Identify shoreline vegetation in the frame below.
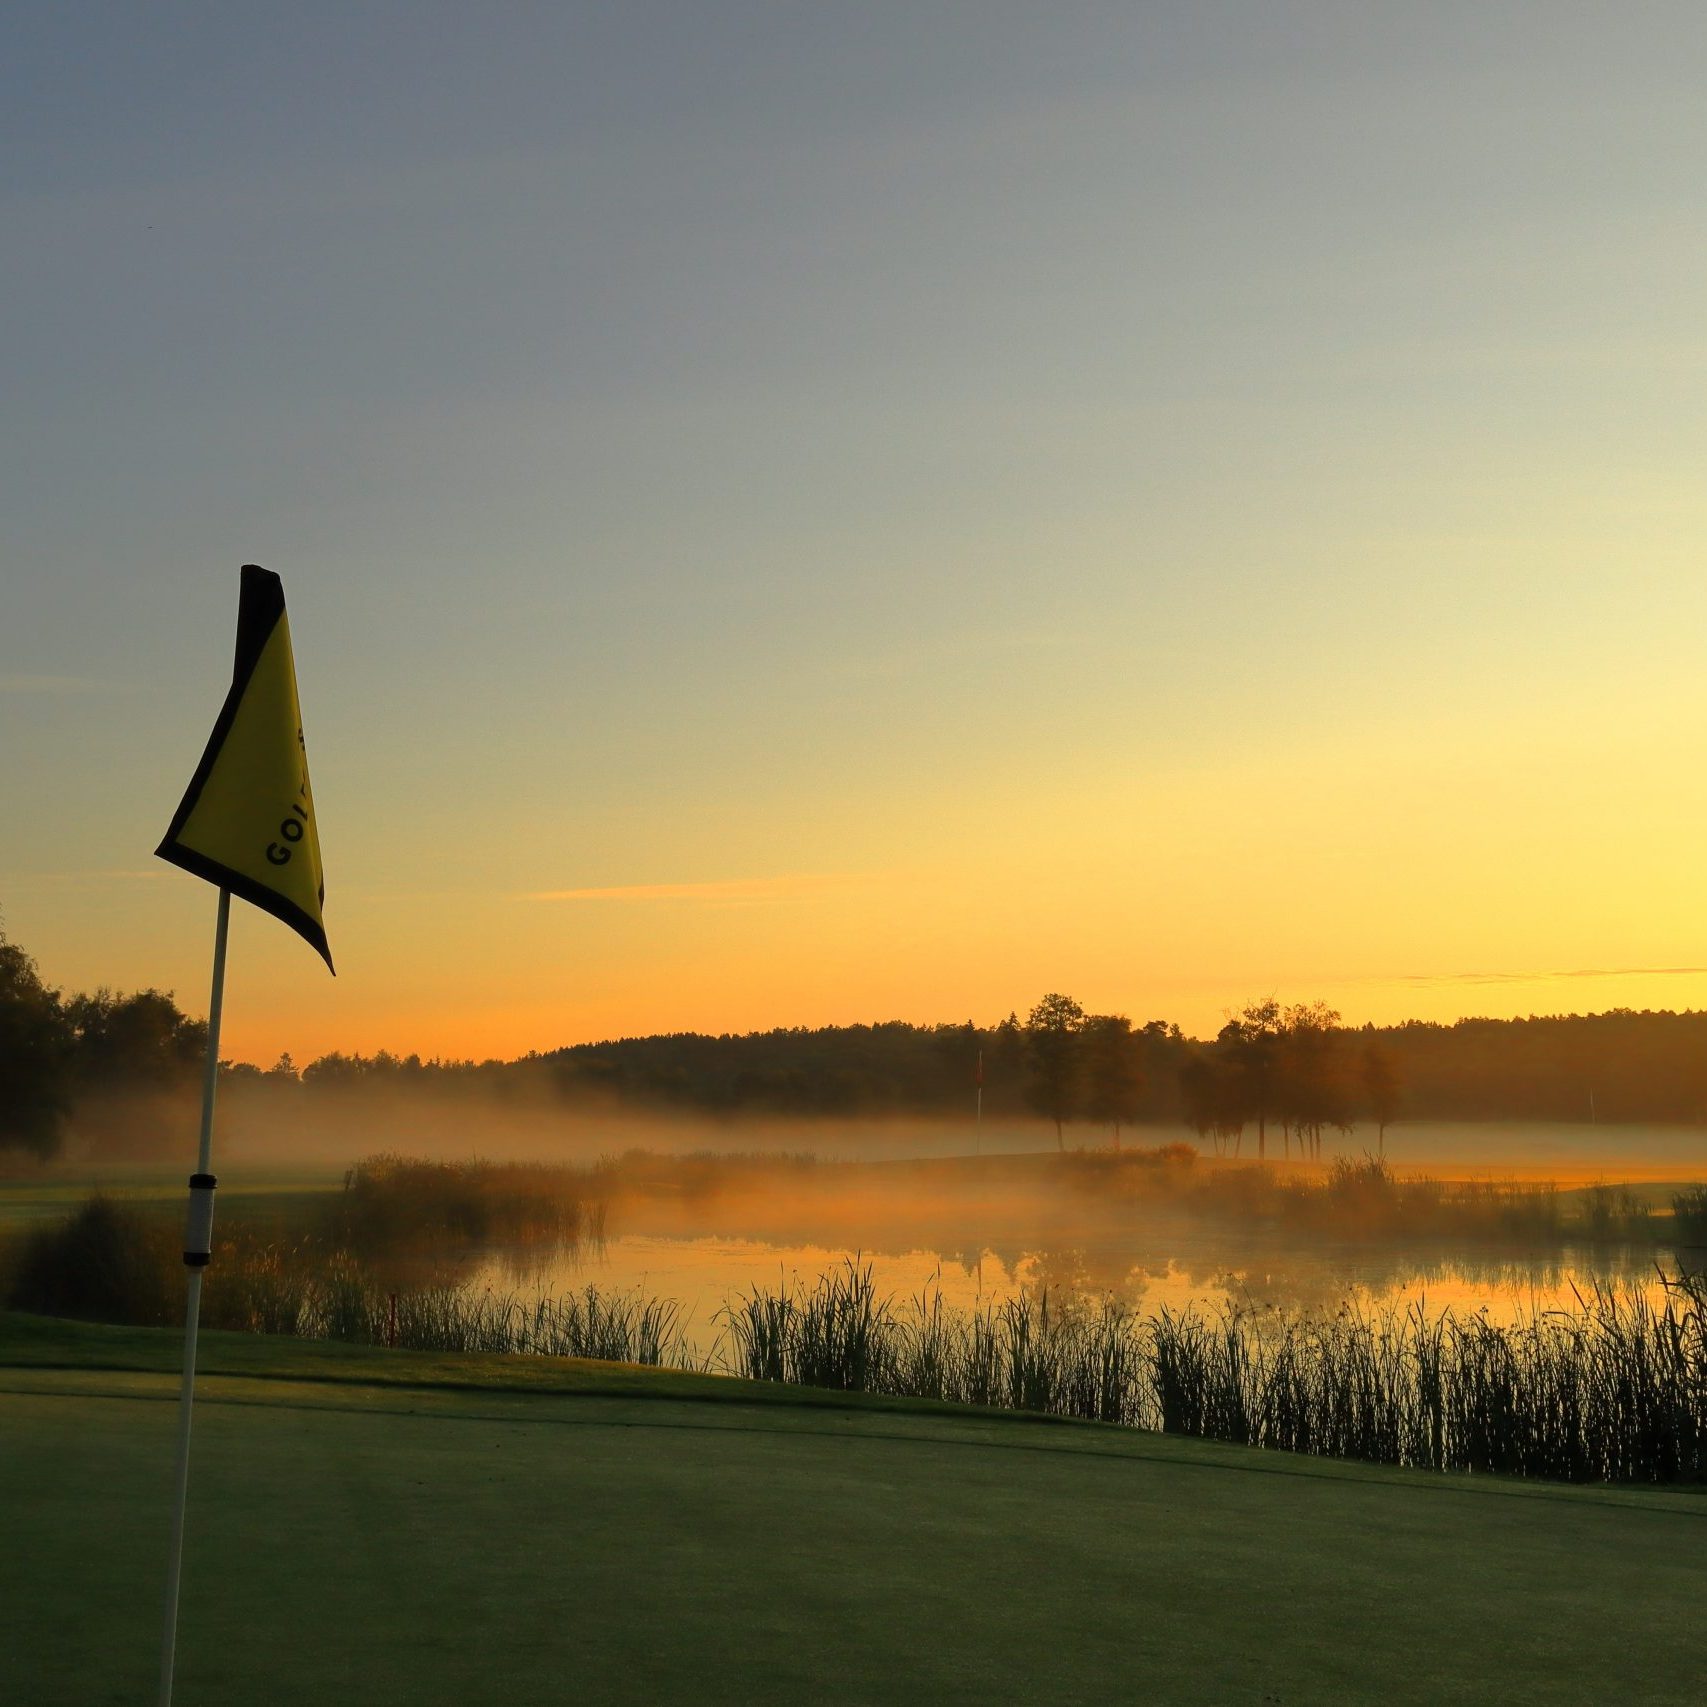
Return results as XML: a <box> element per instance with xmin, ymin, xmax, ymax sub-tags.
<box><xmin>4</xmin><ymin>1152</ymin><xmax>1705</xmax><ymax>1487</ymax></box>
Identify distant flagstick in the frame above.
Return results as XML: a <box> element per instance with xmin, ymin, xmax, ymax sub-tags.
<box><xmin>975</xmin><ymin>1049</ymin><xmax>988</xmax><ymax>1293</ymax></box>
<box><xmin>974</xmin><ymin>1048</ymin><xmax>983</xmax><ymax>1157</ymax></box>
<box><xmin>158</xmin><ymin>887</ymin><xmax>229</xmax><ymax>1707</ymax></box>
<box><xmin>154</xmin><ymin>566</ymin><xmax>332</xmax><ymax>1706</ymax></box>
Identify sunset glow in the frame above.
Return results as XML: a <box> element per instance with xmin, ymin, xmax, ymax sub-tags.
<box><xmin>6</xmin><ymin>10</ymin><xmax>1705</xmax><ymax>1063</ymax></box>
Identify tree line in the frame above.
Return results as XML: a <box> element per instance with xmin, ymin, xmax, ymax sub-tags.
<box><xmin>0</xmin><ymin>929</ymin><xmax>207</xmax><ymax>1157</ymax></box>
<box><xmin>11</xmin><ymin>913</ymin><xmax>1707</xmax><ymax>1161</ymax></box>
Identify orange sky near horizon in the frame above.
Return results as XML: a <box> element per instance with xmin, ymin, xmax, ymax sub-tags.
<box><xmin>13</xmin><ymin>648</ymin><xmax>1707</xmax><ymax>1069</ymax></box>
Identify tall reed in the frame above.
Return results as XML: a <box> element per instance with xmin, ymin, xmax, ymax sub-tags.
<box><xmin>714</xmin><ymin>1260</ymin><xmax>1707</xmax><ymax>1484</ymax></box>
<box><xmin>276</xmin><ymin>1270</ymin><xmax>687</xmax><ymax>1364</ymax></box>
<box><xmin>1673</xmin><ymin>1187</ymin><xmax>1707</xmax><ymax>1249</ymax></box>
<box><xmin>334</xmin><ymin>1153</ymin><xmax>603</xmax><ymax>1254</ymax></box>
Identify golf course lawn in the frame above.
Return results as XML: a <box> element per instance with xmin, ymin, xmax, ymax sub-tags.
<box><xmin>3</xmin><ymin>1314</ymin><xmax>1703</xmax><ymax>1706</ymax></box>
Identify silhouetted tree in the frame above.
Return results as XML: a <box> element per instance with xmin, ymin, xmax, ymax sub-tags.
<box><xmin>63</xmin><ymin>988</ymin><xmax>204</xmax><ymax>1091</ymax></box>
<box><xmin>0</xmin><ymin>929</ymin><xmax>71</xmax><ymax>1157</ymax></box>
<box><xmin>300</xmin><ymin>1050</ymin><xmax>362</xmax><ymax>1088</ymax></box>
<box><xmin>1359</xmin><ymin>1036</ymin><xmax>1401</xmax><ymax>1156</ymax></box>
<box><xmin>1276</xmin><ymin>1001</ymin><xmax>1352</xmax><ymax>1160</ymax></box>
<box><xmin>1082</xmin><ymin>1014</ymin><xmax>1146</xmax><ymax>1146</ymax></box>
<box><xmin>1025</xmin><ymin>993</ymin><xmax>1086</xmax><ymax>1149</ymax></box>
<box><xmin>1217</xmin><ymin>998</ymin><xmax>1285</xmax><ymax>1159</ymax></box>
<box><xmin>1178</xmin><ymin>1049</ymin><xmax>1246</xmax><ymax>1156</ymax></box>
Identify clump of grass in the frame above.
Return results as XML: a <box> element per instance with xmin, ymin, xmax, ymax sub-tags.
<box><xmin>5</xmin><ymin>1196</ymin><xmax>178</xmax><ymax>1326</ymax></box>
<box><xmin>201</xmin><ymin>1231</ymin><xmax>315</xmax><ymax>1336</ymax></box>
<box><xmin>1292</xmin><ymin>1157</ymin><xmax>1564</xmax><ymax>1243</ymax></box>
<box><xmin>1672</xmin><ymin>1187</ymin><xmax>1707</xmax><ymax>1249</ymax></box>
<box><xmin>720</xmin><ymin>1260</ymin><xmax>891</xmax><ymax>1390</ymax></box>
<box><xmin>794</xmin><ymin>1259</ymin><xmax>887</xmax><ymax>1389</ymax></box>
<box><xmin>333</xmin><ymin>1153</ymin><xmax>603</xmax><ymax>1256</ymax></box>
<box><xmin>298</xmin><ymin>1278</ymin><xmax>685</xmax><ymax>1364</ymax></box>
<box><xmin>720</xmin><ymin>1264</ymin><xmax>1143</xmax><ymax>1427</ymax></box>
<box><xmin>1580</xmin><ymin>1185</ymin><xmax>1654</xmax><ymax>1244</ymax></box>
<box><xmin>1062</xmin><ymin>1149</ymin><xmax>1568</xmax><ymax>1245</ymax></box>
<box><xmin>1130</xmin><ymin>1278</ymin><xmax>1706</xmax><ymax>1482</ymax></box>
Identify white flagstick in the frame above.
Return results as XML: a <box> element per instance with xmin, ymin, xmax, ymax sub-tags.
<box><xmin>974</xmin><ymin>1049</ymin><xmax>982</xmax><ymax>1158</ymax></box>
<box><xmin>159</xmin><ymin>887</ymin><xmax>231</xmax><ymax>1707</ymax></box>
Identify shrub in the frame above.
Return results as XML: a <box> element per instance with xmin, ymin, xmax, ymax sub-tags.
<box><xmin>1673</xmin><ymin>1188</ymin><xmax>1707</xmax><ymax>1249</ymax></box>
<box><xmin>7</xmin><ymin>1196</ymin><xmax>177</xmax><ymax>1325</ymax></box>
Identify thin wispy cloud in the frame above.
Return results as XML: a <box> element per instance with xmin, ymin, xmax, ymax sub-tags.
<box><xmin>1394</xmin><ymin>966</ymin><xmax>1707</xmax><ymax>987</ymax></box>
<box><xmin>526</xmin><ymin>873</ymin><xmax>866</xmax><ymax>905</ymax></box>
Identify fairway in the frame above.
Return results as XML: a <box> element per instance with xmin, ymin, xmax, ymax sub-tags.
<box><xmin>3</xmin><ymin>1319</ymin><xmax>1704</xmax><ymax>1706</ymax></box>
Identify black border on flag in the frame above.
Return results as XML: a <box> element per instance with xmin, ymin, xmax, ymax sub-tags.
<box><xmin>155</xmin><ymin>565</ymin><xmax>335</xmax><ymax>973</ymax></box>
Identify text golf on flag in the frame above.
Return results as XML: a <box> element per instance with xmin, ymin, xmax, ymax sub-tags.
<box><xmin>156</xmin><ymin>565</ymin><xmax>333</xmax><ymax>971</ymax></box>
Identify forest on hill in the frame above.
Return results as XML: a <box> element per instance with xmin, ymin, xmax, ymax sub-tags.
<box><xmin>5</xmin><ymin>921</ymin><xmax>1707</xmax><ymax>1161</ymax></box>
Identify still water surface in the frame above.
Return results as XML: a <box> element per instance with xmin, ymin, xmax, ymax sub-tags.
<box><xmin>439</xmin><ymin>1121</ymin><xmax>1705</xmax><ymax>1359</ymax></box>
<box><xmin>468</xmin><ymin>1226</ymin><xmax>1678</xmax><ymax>1361</ymax></box>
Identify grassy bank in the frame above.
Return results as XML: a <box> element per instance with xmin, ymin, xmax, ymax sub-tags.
<box><xmin>3</xmin><ymin>1316</ymin><xmax>1705</xmax><ymax>1707</ymax></box>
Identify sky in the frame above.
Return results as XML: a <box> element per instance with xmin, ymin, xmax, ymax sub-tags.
<box><xmin>5</xmin><ymin>4</ymin><xmax>1707</xmax><ymax>1063</ymax></box>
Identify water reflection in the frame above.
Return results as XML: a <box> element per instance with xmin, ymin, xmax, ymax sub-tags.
<box><xmin>464</xmin><ymin>1225</ymin><xmax>1672</xmax><ymax>1359</ymax></box>
<box><xmin>328</xmin><ymin>1147</ymin><xmax>1693</xmax><ymax>1360</ymax></box>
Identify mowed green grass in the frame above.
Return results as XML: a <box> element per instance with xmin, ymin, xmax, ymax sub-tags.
<box><xmin>4</xmin><ymin>1314</ymin><xmax>1704</xmax><ymax>1707</ymax></box>
<box><xmin>0</xmin><ymin>1169</ymin><xmax>342</xmax><ymax>1230</ymax></box>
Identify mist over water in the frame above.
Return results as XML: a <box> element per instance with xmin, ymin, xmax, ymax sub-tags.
<box><xmin>27</xmin><ymin>1049</ymin><xmax>1705</xmax><ymax>1181</ymax></box>
<box><xmin>1360</xmin><ymin>1121</ymin><xmax>1707</xmax><ymax>1181</ymax></box>
<box><xmin>20</xmin><ymin>1087</ymin><xmax>1702</xmax><ymax>1363</ymax></box>
<box><xmin>51</xmin><ymin>1082</ymin><xmax>1707</xmax><ymax>1174</ymax></box>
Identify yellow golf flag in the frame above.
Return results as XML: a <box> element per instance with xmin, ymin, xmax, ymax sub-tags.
<box><xmin>156</xmin><ymin>565</ymin><xmax>333</xmax><ymax>970</ymax></box>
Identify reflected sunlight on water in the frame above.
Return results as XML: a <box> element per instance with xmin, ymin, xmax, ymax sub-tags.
<box><xmin>465</xmin><ymin>1228</ymin><xmax>1676</xmax><ymax>1360</ymax></box>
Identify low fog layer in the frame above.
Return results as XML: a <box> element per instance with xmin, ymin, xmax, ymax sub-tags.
<box><xmin>39</xmin><ymin>1080</ymin><xmax>1707</xmax><ymax>1184</ymax></box>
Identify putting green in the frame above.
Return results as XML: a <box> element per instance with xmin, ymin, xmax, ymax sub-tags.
<box><xmin>3</xmin><ymin>1315</ymin><xmax>1702</xmax><ymax>1706</ymax></box>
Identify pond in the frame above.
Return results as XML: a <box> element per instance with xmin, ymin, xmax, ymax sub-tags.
<box><xmin>460</xmin><ymin>1161</ymin><xmax>1687</xmax><ymax>1360</ymax></box>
